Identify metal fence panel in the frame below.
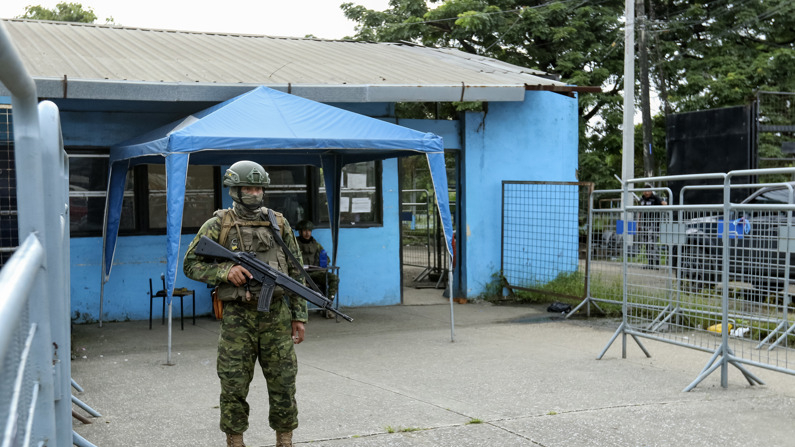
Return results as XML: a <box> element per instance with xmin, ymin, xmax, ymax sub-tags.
<box><xmin>0</xmin><ymin>22</ymin><xmax>76</xmax><ymax>445</ymax></box>
<box><xmin>501</xmin><ymin>181</ymin><xmax>593</xmax><ymax>300</ymax></box>
<box><xmin>0</xmin><ymin>234</ymin><xmax>43</xmax><ymax>447</ymax></box>
<box><xmin>596</xmin><ymin>170</ymin><xmax>795</xmax><ymax>390</ymax></box>
<box><xmin>586</xmin><ymin>190</ymin><xmax>626</xmax><ymax>307</ymax></box>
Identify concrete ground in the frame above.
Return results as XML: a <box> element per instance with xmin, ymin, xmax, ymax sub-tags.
<box><xmin>70</xmin><ymin>292</ymin><xmax>795</xmax><ymax>447</ymax></box>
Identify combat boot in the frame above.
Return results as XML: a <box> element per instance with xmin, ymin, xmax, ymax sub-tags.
<box><xmin>325</xmin><ymin>295</ymin><xmax>336</xmax><ymax>319</ymax></box>
<box><xmin>226</xmin><ymin>433</ymin><xmax>245</xmax><ymax>447</ymax></box>
<box><xmin>276</xmin><ymin>431</ymin><xmax>293</xmax><ymax>447</ymax></box>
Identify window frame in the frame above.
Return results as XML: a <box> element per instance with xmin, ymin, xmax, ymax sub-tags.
<box><xmin>66</xmin><ymin>149</ymin><xmax>384</xmax><ymax>237</ymax></box>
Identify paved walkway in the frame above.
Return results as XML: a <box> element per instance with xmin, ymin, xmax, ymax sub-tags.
<box><xmin>71</xmin><ymin>300</ymin><xmax>795</xmax><ymax>446</ymax></box>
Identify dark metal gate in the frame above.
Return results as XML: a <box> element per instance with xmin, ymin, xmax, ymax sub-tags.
<box><xmin>756</xmin><ymin>91</ymin><xmax>795</xmax><ymax>176</ymax></box>
<box><xmin>401</xmin><ymin>189</ymin><xmax>449</xmax><ymax>288</ymax></box>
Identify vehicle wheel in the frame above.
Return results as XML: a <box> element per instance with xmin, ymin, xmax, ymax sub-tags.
<box><xmin>679</xmin><ymin>242</ymin><xmax>719</xmax><ymax>291</ymax></box>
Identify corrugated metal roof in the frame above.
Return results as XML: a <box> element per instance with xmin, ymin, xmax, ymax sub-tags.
<box><xmin>0</xmin><ymin>19</ymin><xmax>570</xmax><ymax>103</ymax></box>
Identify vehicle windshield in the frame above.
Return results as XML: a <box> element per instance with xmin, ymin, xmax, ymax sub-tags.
<box><xmin>745</xmin><ymin>187</ymin><xmax>794</xmax><ymax>204</ymax></box>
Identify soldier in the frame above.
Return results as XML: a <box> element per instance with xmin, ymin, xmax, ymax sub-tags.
<box><xmin>183</xmin><ymin>160</ymin><xmax>306</xmax><ymax>447</ymax></box>
<box><xmin>295</xmin><ymin>220</ymin><xmax>339</xmax><ymax>318</ymax></box>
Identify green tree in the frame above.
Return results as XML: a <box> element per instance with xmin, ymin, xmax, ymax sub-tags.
<box><xmin>647</xmin><ymin>0</ymin><xmax>795</xmax><ymax>178</ymax></box>
<box><xmin>342</xmin><ymin>0</ymin><xmax>627</xmax><ymax>189</ymax></box>
<box><xmin>344</xmin><ymin>1</ymin><xmax>795</xmax><ymax>189</ymax></box>
<box><xmin>649</xmin><ymin>0</ymin><xmax>795</xmax><ymax>112</ymax></box>
<box><xmin>17</xmin><ymin>2</ymin><xmax>114</xmax><ymax>24</ymax></box>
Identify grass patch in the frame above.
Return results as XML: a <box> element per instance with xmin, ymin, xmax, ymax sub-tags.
<box><xmin>510</xmin><ymin>272</ymin><xmax>585</xmax><ymax>304</ymax></box>
<box><xmin>481</xmin><ymin>266</ymin><xmax>795</xmax><ymax>344</ymax></box>
<box><xmin>467</xmin><ymin>418</ymin><xmax>483</xmax><ymax>424</ymax></box>
<box><xmin>385</xmin><ymin>425</ymin><xmax>426</xmax><ymax>434</ymax></box>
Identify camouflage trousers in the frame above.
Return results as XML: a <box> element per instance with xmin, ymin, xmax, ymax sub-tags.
<box><xmin>308</xmin><ymin>270</ymin><xmax>339</xmax><ymax>297</ymax></box>
<box><xmin>217</xmin><ymin>299</ymin><xmax>298</xmax><ymax>434</ymax></box>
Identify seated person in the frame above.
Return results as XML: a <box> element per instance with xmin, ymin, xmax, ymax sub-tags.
<box><xmin>295</xmin><ymin>220</ymin><xmax>339</xmax><ymax>318</ymax></box>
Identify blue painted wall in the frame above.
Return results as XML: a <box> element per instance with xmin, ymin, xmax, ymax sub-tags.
<box><xmin>460</xmin><ymin>91</ymin><xmax>578</xmax><ymax>297</ymax></box>
<box><xmin>71</xmin><ymin>234</ymin><xmax>211</xmax><ymax>323</ymax></box>
<box><xmin>57</xmin><ymin>93</ymin><xmax>576</xmax><ymax>322</ymax></box>
<box><xmin>71</xmin><ymin>159</ymin><xmax>405</xmax><ymax>323</ymax></box>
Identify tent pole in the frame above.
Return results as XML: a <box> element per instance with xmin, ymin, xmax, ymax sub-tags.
<box><xmin>166</xmin><ymin>303</ymin><xmax>173</xmax><ymax>365</ymax></box>
<box><xmin>99</xmin><ymin>280</ymin><xmax>104</xmax><ymax>328</ymax></box>
<box><xmin>448</xmin><ymin>259</ymin><xmax>455</xmax><ymax>342</ymax></box>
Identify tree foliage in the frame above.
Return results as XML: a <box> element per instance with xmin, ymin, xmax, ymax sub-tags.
<box><xmin>342</xmin><ymin>0</ymin><xmax>627</xmax><ymax>189</ymax></box>
<box><xmin>17</xmin><ymin>2</ymin><xmax>114</xmax><ymax>24</ymax></box>
<box><xmin>648</xmin><ymin>0</ymin><xmax>795</xmax><ymax>177</ymax></box>
<box><xmin>343</xmin><ymin>0</ymin><xmax>795</xmax><ymax>189</ymax></box>
<box><xmin>343</xmin><ymin>0</ymin><xmax>625</xmax><ymax>126</ymax></box>
<box><xmin>649</xmin><ymin>0</ymin><xmax>795</xmax><ymax>112</ymax></box>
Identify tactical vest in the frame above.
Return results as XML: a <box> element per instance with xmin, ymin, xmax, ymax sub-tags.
<box><xmin>215</xmin><ymin>207</ymin><xmax>289</xmax><ymax>303</ymax></box>
<box><xmin>298</xmin><ymin>237</ymin><xmax>321</xmax><ymax>266</ymax></box>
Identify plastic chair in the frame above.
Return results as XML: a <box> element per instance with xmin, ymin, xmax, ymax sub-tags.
<box><xmin>149</xmin><ymin>273</ymin><xmax>195</xmax><ymax>330</ymax></box>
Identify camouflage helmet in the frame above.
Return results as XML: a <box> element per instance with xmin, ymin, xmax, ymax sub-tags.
<box><xmin>296</xmin><ymin>220</ymin><xmax>315</xmax><ymax>231</ymax></box>
<box><xmin>223</xmin><ymin>161</ymin><xmax>270</xmax><ymax>187</ymax></box>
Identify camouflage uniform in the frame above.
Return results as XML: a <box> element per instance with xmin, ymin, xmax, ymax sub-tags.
<box><xmin>184</xmin><ymin>206</ymin><xmax>307</xmax><ymax>435</ymax></box>
<box><xmin>296</xmin><ymin>236</ymin><xmax>339</xmax><ymax>297</ymax></box>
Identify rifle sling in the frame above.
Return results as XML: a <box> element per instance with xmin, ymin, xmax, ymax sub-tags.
<box><xmin>264</xmin><ymin>208</ymin><xmax>323</xmax><ymax>295</ymax></box>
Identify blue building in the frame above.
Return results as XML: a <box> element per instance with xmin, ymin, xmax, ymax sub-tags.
<box><xmin>0</xmin><ymin>19</ymin><xmax>582</xmax><ymax>322</ymax></box>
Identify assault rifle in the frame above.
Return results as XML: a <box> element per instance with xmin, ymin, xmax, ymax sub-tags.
<box><xmin>195</xmin><ymin>236</ymin><xmax>352</xmax><ymax>322</ymax></box>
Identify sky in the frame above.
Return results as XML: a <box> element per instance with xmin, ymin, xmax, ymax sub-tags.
<box><xmin>0</xmin><ymin>0</ymin><xmax>392</xmax><ymax>39</ymax></box>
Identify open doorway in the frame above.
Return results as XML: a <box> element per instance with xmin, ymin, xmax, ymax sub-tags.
<box><xmin>398</xmin><ymin>153</ymin><xmax>457</xmax><ymax>305</ymax></box>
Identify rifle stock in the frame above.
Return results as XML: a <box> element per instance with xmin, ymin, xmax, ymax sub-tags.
<box><xmin>195</xmin><ymin>236</ymin><xmax>353</xmax><ymax>322</ymax></box>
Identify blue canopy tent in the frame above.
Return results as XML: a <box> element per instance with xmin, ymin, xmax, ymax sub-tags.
<box><xmin>101</xmin><ymin>86</ymin><xmax>455</xmax><ymax>358</ymax></box>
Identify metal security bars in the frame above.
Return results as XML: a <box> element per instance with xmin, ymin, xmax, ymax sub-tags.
<box><xmin>756</xmin><ymin>91</ymin><xmax>795</xmax><ymax>173</ymax></box>
<box><xmin>401</xmin><ymin>189</ymin><xmax>451</xmax><ymax>288</ymax></box>
<box><xmin>501</xmin><ymin>181</ymin><xmax>593</xmax><ymax>300</ymax></box>
<box><xmin>401</xmin><ymin>189</ymin><xmax>434</xmax><ymax>275</ymax></box>
<box><xmin>594</xmin><ymin>169</ymin><xmax>795</xmax><ymax>390</ymax></box>
<box><xmin>0</xmin><ymin>104</ymin><xmax>17</xmax><ymax>266</ymax></box>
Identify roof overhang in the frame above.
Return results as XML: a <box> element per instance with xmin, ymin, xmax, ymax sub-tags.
<box><xmin>0</xmin><ymin>77</ymin><xmax>599</xmax><ymax>103</ymax></box>
<box><xmin>1</xmin><ymin>78</ymin><xmax>597</xmax><ymax>103</ymax></box>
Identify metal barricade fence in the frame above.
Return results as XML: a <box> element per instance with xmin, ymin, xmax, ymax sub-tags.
<box><xmin>595</xmin><ymin>169</ymin><xmax>795</xmax><ymax>391</ymax></box>
<box><xmin>0</xmin><ymin>22</ymin><xmax>78</xmax><ymax>446</ymax></box>
<box><xmin>584</xmin><ymin>189</ymin><xmax>628</xmax><ymax>310</ymax></box>
<box><xmin>1</xmin><ymin>235</ymin><xmax>44</xmax><ymax>447</ymax></box>
<box><xmin>500</xmin><ymin>181</ymin><xmax>593</xmax><ymax>301</ymax></box>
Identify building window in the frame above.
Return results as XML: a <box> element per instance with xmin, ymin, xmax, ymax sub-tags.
<box><xmin>263</xmin><ymin>166</ymin><xmax>309</xmax><ymax>226</ymax></box>
<box><xmin>146</xmin><ymin>164</ymin><xmax>218</xmax><ymax>230</ymax></box>
<box><xmin>262</xmin><ymin>162</ymin><xmax>382</xmax><ymax>227</ymax></box>
<box><xmin>66</xmin><ymin>153</ymin><xmax>381</xmax><ymax>237</ymax></box>
<box><xmin>0</xmin><ymin>105</ymin><xmax>17</xmax><ymax>265</ymax></box>
<box><xmin>68</xmin><ymin>154</ymin><xmax>136</xmax><ymax>237</ymax></box>
<box><xmin>67</xmin><ymin>154</ymin><xmax>220</xmax><ymax>236</ymax></box>
<box><xmin>318</xmin><ymin>161</ymin><xmax>382</xmax><ymax>226</ymax></box>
